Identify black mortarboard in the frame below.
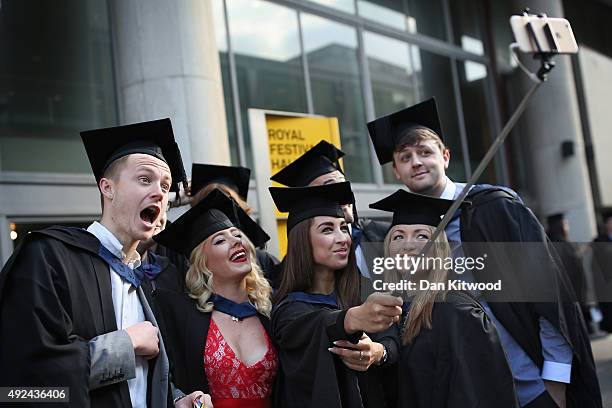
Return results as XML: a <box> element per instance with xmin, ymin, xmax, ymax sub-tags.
<box><xmin>191</xmin><ymin>164</ymin><xmax>251</xmax><ymax>199</ymax></box>
<box><xmin>154</xmin><ymin>188</ymin><xmax>269</xmax><ymax>256</ymax></box>
<box><xmin>80</xmin><ymin>118</ymin><xmax>187</xmax><ymax>191</ymax></box>
<box><xmin>369</xmin><ymin>189</ymin><xmax>455</xmax><ymax>227</ymax></box>
<box><xmin>367</xmin><ymin>98</ymin><xmax>444</xmax><ymax>165</ymax></box>
<box><xmin>270</xmin><ymin>140</ymin><xmax>345</xmax><ymax>187</ymax></box>
<box><xmin>269</xmin><ymin>181</ymin><xmax>355</xmax><ymax>232</ymax></box>
<box><xmin>546</xmin><ymin>213</ymin><xmax>565</xmax><ymax>225</ymax></box>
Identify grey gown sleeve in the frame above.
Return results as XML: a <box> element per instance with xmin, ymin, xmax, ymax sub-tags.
<box><xmin>88</xmin><ymin>329</ymin><xmax>136</xmax><ymax>390</ymax></box>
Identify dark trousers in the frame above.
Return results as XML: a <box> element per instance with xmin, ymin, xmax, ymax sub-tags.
<box><xmin>524</xmin><ymin>391</ymin><xmax>558</xmax><ymax>408</ymax></box>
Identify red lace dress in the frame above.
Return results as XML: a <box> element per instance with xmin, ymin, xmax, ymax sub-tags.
<box><xmin>204</xmin><ymin>318</ymin><xmax>278</xmax><ymax>408</ymax></box>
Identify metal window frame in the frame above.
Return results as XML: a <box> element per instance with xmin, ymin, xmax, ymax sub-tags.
<box><xmin>270</xmin><ymin>0</ymin><xmax>490</xmax><ymax>64</ymax></box>
<box><xmin>215</xmin><ymin>0</ymin><xmax>502</xmax><ymax>187</ymax></box>
<box><xmin>355</xmin><ymin>0</ymin><xmax>384</xmax><ymax>186</ymax></box>
<box><xmin>442</xmin><ymin>0</ymin><xmax>473</xmax><ymax>179</ymax></box>
<box><xmin>480</xmin><ymin>0</ymin><xmax>508</xmax><ymax>185</ymax></box>
<box><xmin>297</xmin><ymin>11</ymin><xmax>315</xmax><ymax>114</ymax></box>
<box><xmin>222</xmin><ymin>0</ymin><xmax>248</xmax><ymax>167</ymax></box>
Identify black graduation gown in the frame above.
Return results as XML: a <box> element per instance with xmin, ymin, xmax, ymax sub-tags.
<box><xmin>154</xmin><ymin>243</ymin><xmax>190</xmax><ymax>289</ymax></box>
<box><xmin>592</xmin><ymin>233</ymin><xmax>612</xmax><ymax>281</ymax></box>
<box><xmin>154</xmin><ymin>219</ymin><xmax>190</xmax><ymax>280</ymax></box>
<box><xmin>460</xmin><ymin>186</ymin><xmax>602</xmax><ymax>407</ymax></box>
<box><xmin>256</xmin><ymin>248</ymin><xmax>281</xmax><ymax>284</ymax></box>
<box><xmin>271</xmin><ymin>295</ymin><xmax>364</xmax><ymax>408</ymax></box>
<box><xmin>144</xmin><ymin>251</ymin><xmax>185</xmax><ymax>295</ymax></box>
<box><xmin>153</xmin><ymin>289</ymin><xmax>275</xmax><ymax>398</ymax></box>
<box><xmin>354</xmin><ymin>216</ymin><xmax>389</xmax><ymax>284</ymax></box>
<box><xmin>400</xmin><ymin>291</ymin><xmax>517</xmax><ymax>408</ymax></box>
<box><xmin>352</xmin><ymin>217</ymin><xmax>399</xmax><ymax>408</ymax></box>
<box><xmin>550</xmin><ymin>239</ymin><xmax>585</xmax><ymax>303</ymax></box>
<box><xmin>354</xmin><ymin>218</ymin><xmax>390</xmax><ymax>246</ymax></box>
<box><xmin>357</xmin><ymin>325</ymin><xmax>401</xmax><ymax>408</ymax></box>
<box><xmin>0</xmin><ymin>227</ymin><xmax>137</xmax><ymax>407</ymax></box>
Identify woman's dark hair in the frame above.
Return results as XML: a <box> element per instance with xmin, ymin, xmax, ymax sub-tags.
<box><xmin>274</xmin><ymin>217</ymin><xmax>360</xmax><ymax>309</ymax></box>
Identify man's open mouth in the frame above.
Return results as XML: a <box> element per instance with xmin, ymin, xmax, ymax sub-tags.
<box><xmin>140</xmin><ymin>205</ymin><xmax>161</xmax><ymax>226</ymax></box>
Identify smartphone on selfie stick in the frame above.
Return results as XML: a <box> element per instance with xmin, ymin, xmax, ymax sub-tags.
<box><xmin>510</xmin><ymin>12</ymin><xmax>578</xmax><ymax>55</ymax></box>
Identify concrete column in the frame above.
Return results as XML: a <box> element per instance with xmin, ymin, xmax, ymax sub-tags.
<box><xmin>109</xmin><ymin>0</ymin><xmax>231</xmax><ymax>175</ymax></box>
<box><xmin>510</xmin><ymin>0</ymin><xmax>596</xmax><ymax>242</ymax></box>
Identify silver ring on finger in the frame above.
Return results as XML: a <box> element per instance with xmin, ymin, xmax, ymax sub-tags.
<box><xmin>359</xmin><ymin>350</ymin><xmax>364</xmax><ymax>361</ymax></box>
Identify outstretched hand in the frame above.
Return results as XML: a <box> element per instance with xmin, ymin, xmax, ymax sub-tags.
<box><xmin>344</xmin><ymin>292</ymin><xmax>402</xmax><ymax>334</ymax></box>
<box><xmin>329</xmin><ymin>333</ymin><xmax>385</xmax><ymax>371</ymax></box>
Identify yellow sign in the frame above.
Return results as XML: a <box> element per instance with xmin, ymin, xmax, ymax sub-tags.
<box><xmin>265</xmin><ymin>115</ymin><xmax>342</xmax><ymax>257</ymax></box>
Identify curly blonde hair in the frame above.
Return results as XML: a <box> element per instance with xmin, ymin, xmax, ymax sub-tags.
<box><xmin>185</xmin><ymin>233</ymin><xmax>272</xmax><ymax>317</ymax></box>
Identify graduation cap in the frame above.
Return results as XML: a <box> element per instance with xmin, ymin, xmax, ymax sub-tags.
<box><xmin>80</xmin><ymin>118</ymin><xmax>187</xmax><ymax>191</ymax></box>
<box><xmin>367</xmin><ymin>98</ymin><xmax>444</xmax><ymax>165</ymax></box>
<box><xmin>191</xmin><ymin>163</ymin><xmax>251</xmax><ymax>200</ymax></box>
<box><xmin>154</xmin><ymin>188</ymin><xmax>269</xmax><ymax>257</ymax></box>
<box><xmin>269</xmin><ymin>181</ymin><xmax>355</xmax><ymax>232</ymax></box>
<box><xmin>270</xmin><ymin>140</ymin><xmax>345</xmax><ymax>187</ymax></box>
<box><xmin>369</xmin><ymin>189</ymin><xmax>456</xmax><ymax>228</ymax></box>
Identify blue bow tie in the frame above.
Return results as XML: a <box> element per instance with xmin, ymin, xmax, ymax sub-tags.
<box><xmin>98</xmin><ymin>245</ymin><xmax>144</xmax><ymax>287</ymax></box>
<box><xmin>141</xmin><ymin>252</ymin><xmax>163</xmax><ymax>281</ymax></box>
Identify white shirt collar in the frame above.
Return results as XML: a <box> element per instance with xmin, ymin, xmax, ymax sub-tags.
<box><xmin>87</xmin><ymin>221</ymin><xmax>141</xmax><ymax>268</ymax></box>
<box><xmin>439</xmin><ymin>176</ymin><xmax>456</xmax><ymax>200</ymax></box>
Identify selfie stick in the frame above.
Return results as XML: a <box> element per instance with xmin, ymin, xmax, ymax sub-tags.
<box><xmin>396</xmin><ymin>10</ymin><xmax>561</xmax><ymax>310</ymax></box>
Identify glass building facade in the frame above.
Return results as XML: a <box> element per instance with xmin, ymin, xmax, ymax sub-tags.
<box><xmin>0</xmin><ymin>0</ymin><xmax>508</xmax><ymax>184</ymax></box>
<box><xmin>0</xmin><ymin>0</ymin><xmax>117</xmax><ymax>174</ymax></box>
<box><xmin>213</xmin><ymin>0</ymin><xmax>502</xmax><ymax>186</ymax></box>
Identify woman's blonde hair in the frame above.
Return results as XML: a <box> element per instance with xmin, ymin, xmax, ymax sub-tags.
<box><xmin>185</xmin><ymin>232</ymin><xmax>272</xmax><ymax>317</ymax></box>
<box><xmin>383</xmin><ymin>225</ymin><xmax>451</xmax><ymax>345</ymax></box>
